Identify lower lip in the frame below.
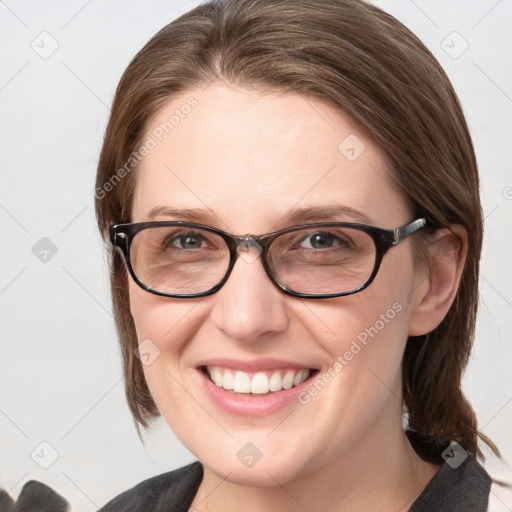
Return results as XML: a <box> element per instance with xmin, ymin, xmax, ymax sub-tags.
<box><xmin>195</xmin><ymin>368</ymin><xmax>317</xmax><ymax>417</ymax></box>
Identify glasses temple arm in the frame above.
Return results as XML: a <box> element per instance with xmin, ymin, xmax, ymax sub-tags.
<box><xmin>393</xmin><ymin>218</ymin><xmax>427</xmax><ymax>245</ymax></box>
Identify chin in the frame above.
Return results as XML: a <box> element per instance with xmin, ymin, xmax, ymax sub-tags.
<box><xmin>205</xmin><ymin>456</ymin><xmax>307</xmax><ymax>488</ymax></box>
<box><xmin>186</xmin><ymin>433</ymin><xmax>314</xmax><ymax>488</ymax></box>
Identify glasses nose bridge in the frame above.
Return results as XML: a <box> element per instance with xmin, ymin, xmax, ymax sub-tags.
<box><xmin>221</xmin><ymin>233</ymin><xmax>280</xmax><ymax>296</ymax></box>
<box><xmin>222</xmin><ymin>232</ymin><xmax>276</xmax><ymax>281</ymax></box>
<box><xmin>230</xmin><ymin>233</ymin><xmax>267</xmax><ymax>261</ymax></box>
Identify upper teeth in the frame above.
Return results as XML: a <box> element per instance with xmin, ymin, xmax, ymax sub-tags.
<box><xmin>207</xmin><ymin>366</ymin><xmax>310</xmax><ymax>394</ymax></box>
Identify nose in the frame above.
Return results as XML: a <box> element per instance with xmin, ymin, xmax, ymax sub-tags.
<box><xmin>210</xmin><ymin>244</ymin><xmax>289</xmax><ymax>343</ymax></box>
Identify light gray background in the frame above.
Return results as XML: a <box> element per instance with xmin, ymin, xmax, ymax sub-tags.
<box><xmin>1</xmin><ymin>0</ymin><xmax>511</xmax><ymax>510</ymax></box>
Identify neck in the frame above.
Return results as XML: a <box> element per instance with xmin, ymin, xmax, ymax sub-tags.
<box><xmin>191</xmin><ymin>399</ymin><xmax>440</xmax><ymax>512</ymax></box>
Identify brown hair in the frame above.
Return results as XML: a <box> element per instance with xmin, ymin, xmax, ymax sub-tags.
<box><xmin>95</xmin><ymin>0</ymin><xmax>498</xmax><ymax>459</ymax></box>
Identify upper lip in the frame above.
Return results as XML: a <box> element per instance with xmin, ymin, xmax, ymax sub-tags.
<box><xmin>196</xmin><ymin>358</ymin><xmax>317</xmax><ymax>372</ymax></box>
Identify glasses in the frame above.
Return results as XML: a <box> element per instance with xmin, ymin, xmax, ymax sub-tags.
<box><xmin>110</xmin><ymin>218</ymin><xmax>427</xmax><ymax>299</ymax></box>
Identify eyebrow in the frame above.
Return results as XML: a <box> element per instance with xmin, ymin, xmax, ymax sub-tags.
<box><xmin>146</xmin><ymin>204</ymin><xmax>374</xmax><ymax>226</ymax></box>
<box><xmin>278</xmin><ymin>205</ymin><xmax>373</xmax><ymax>225</ymax></box>
<box><xmin>147</xmin><ymin>205</ymin><xmax>215</xmax><ymax>222</ymax></box>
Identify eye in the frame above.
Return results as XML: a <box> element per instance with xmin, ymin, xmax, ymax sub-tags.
<box><xmin>166</xmin><ymin>231</ymin><xmax>208</xmax><ymax>250</ymax></box>
<box><xmin>299</xmin><ymin>231</ymin><xmax>351</xmax><ymax>250</ymax></box>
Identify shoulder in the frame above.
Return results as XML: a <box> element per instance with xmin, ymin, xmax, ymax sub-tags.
<box><xmin>98</xmin><ymin>461</ymin><xmax>203</xmax><ymax>512</ymax></box>
<box><xmin>410</xmin><ymin>454</ymin><xmax>491</xmax><ymax>511</ymax></box>
<box><xmin>406</xmin><ymin>430</ymin><xmax>495</xmax><ymax>511</ymax></box>
<box><xmin>0</xmin><ymin>480</ymin><xmax>69</xmax><ymax>512</ymax></box>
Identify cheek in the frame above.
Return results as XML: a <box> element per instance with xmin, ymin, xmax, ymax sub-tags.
<box><xmin>306</xmin><ymin>248</ymin><xmax>416</xmax><ymax>385</ymax></box>
<box><xmin>128</xmin><ymin>283</ymin><xmax>196</xmax><ymax>397</ymax></box>
<box><xmin>307</xmin><ymin>296</ymin><xmax>409</xmax><ymax>390</ymax></box>
<box><xmin>128</xmin><ymin>283</ymin><xmax>206</xmax><ymax>429</ymax></box>
<box><xmin>128</xmin><ymin>281</ymin><xmax>198</xmax><ymax>351</ymax></box>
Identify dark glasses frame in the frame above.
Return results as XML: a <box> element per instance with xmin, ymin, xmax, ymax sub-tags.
<box><xmin>110</xmin><ymin>218</ymin><xmax>427</xmax><ymax>300</ymax></box>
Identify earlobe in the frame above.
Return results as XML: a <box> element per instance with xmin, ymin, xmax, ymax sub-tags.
<box><xmin>407</xmin><ymin>225</ymin><xmax>468</xmax><ymax>337</ymax></box>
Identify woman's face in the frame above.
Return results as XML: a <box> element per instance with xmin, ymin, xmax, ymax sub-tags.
<box><xmin>129</xmin><ymin>85</ymin><xmax>424</xmax><ymax>485</ymax></box>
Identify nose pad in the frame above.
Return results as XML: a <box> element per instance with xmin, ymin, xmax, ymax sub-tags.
<box><xmin>235</xmin><ymin>236</ymin><xmax>263</xmax><ymax>265</ymax></box>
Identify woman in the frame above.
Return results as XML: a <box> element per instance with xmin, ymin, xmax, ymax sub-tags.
<box><xmin>94</xmin><ymin>0</ymin><xmax>504</xmax><ymax>510</ymax></box>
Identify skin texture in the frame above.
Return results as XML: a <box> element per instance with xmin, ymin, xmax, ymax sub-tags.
<box><xmin>128</xmin><ymin>85</ymin><xmax>467</xmax><ymax>511</ymax></box>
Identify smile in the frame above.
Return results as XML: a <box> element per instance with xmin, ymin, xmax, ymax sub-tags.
<box><xmin>195</xmin><ymin>362</ymin><xmax>319</xmax><ymax>417</ymax></box>
<box><xmin>205</xmin><ymin>366</ymin><xmax>311</xmax><ymax>394</ymax></box>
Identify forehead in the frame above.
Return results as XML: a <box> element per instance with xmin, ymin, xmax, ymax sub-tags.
<box><xmin>132</xmin><ymin>85</ymin><xmax>409</xmax><ymax>230</ymax></box>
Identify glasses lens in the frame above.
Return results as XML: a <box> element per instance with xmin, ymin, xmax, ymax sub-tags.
<box><xmin>130</xmin><ymin>226</ymin><xmax>230</xmax><ymax>295</ymax></box>
<box><xmin>267</xmin><ymin>226</ymin><xmax>376</xmax><ymax>295</ymax></box>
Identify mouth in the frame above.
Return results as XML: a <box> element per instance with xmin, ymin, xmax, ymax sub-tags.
<box><xmin>193</xmin><ymin>358</ymin><xmax>320</xmax><ymax>416</ymax></box>
<box><xmin>200</xmin><ymin>365</ymin><xmax>316</xmax><ymax>395</ymax></box>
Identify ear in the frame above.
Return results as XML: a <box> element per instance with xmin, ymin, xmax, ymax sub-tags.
<box><xmin>407</xmin><ymin>225</ymin><xmax>467</xmax><ymax>336</ymax></box>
